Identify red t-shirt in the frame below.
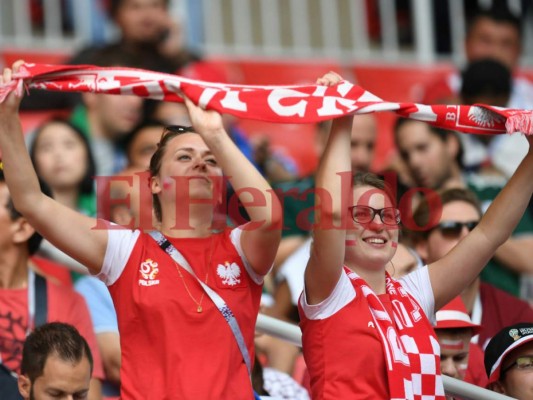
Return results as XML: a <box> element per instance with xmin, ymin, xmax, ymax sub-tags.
<box><xmin>0</xmin><ymin>275</ymin><xmax>104</xmax><ymax>379</ymax></box>
<box><xmin>464</xmin><ymin>343</ymin><xmax>488</xmax><ymax>388</ymax></box>
<box><xmin>103</xmin><ymin>229</ymin><xmax>264</xmax><ymax>399</ymax></box>
<box><xmin>478</xmin><ymin>282</ymin><xmax>533</xmax><ymax>349</ymax></box>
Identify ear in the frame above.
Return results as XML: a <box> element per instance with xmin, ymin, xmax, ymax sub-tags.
<box><xmin>18</xmin><ymin>374</ymin><xmax>31</xmax><ymax>399</ymax></box>
<box><xmin>12</xmin><ymin>217</ymin><xmax>36</xmax><ymax>247</ymax></box>
<box><xmin>151</xmin><ymin>175</ymin><xmax>162</xmax><ymax>195</ymax></box>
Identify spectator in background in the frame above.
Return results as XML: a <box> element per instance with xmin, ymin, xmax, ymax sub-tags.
<box><xmin>484</xmin><ymin>322</ymin><xmax>533</xmax><ymax>399</ymax></box>
<box><xmin>68</xmin><ymin>49</ymin><xmax>145</xmax><ymax>176</ymax></box>
<box><xmin>423</xmin><ymin>5</ymin><xmax>532</xmax><ymax>108</ymax></box>
<box><xmin>434</xmin><ymin>297</ymin><xmax>487</xmax><ymax>389</ymax></box>
<box><xmin>21</xmin><ymin>0</ymin><xmax>198</xmax><ymax>111</ymax></box>
<box><xmin>29</xmin><ymin>118</ymin><xmax>96</xmax><ymax>276</ymax></box>
<box><xmin>395</xmin><ymin>118</ymin><xmax>533</xmax><ymax>298</ymax></box>
<box><xmin>18</xmin><ymin>322</ymin><xmax>93</xmax><ymax>400</ymax></box>
<box><xmin>422</xmin><ymin>5</ymin><xmax>532</xmax><ymax>182</ymax></box>
<box><xmin>0</xmin><ymin>171</ymin><xmax>104</xmax><ymax>399</ymax></box>
<box><xmin>411</xmin><ymin>187</ymin><xmax>533</xmax><ymax>350</ymax></box>
<box><xmin>458</xmin><ymin>58</ymin><xmax>512</xmax><ymax>180</ymax></box>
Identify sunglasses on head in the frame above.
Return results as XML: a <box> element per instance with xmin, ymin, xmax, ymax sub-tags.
<box><xmin>159</xmin><ymin>125</ymin><xmax>195</xmax><ymax>144</ymax></box>
<box><xmin>430</xmin><ymin>221</ymin><xmax>478</xmax><ymax>237</ymax></box>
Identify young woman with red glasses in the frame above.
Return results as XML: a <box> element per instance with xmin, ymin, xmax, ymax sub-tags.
<box><xmin>0</xmin><ymin>61</ymin><xmax>281</xmax><ymax>399</ymax></box>
<box><xmin>299</xmin><ymin>72</ymin><xmax>533</xmax><ymax>400</ymax></box>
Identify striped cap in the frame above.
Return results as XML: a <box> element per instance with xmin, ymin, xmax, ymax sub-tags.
<box><xmin>435</xmin><ymin>296</ymin><xmax>481</xmax><ymax>335</ymax></box>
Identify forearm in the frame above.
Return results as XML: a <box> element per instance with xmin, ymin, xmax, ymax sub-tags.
<box><xmin>0</xmin><ymin>115</ymin><xmax>44</xmax><ymax>213</ymax></box>
<box><xmin>479</xmin><ymin>151</ymin><xmax>533</xmax><ymax>246</ymax></box>
<box><xmin>206</xmin><ymin>130</ymin><xmax>281</xmax><ymax>228</ymax></box>
<box><xmin>493</xmin><ymin>237</ymin><xmax>533</xmax><ymax>274</ymax></box>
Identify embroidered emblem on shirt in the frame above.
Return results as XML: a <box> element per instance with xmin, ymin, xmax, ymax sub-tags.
<box><xmin>139</xmin><ymin>258</ymin><xmax>160</xmax><ymax>286</ymax></box>
<box><xmin>217</xmin><ymin>262</ymin><xmax>241</xmax><ymax>286</ymax></box>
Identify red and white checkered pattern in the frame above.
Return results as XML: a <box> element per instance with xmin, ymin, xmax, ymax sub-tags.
<box><xmin>349</xmin><ymin>269</ymin><xmax>445</xmax><ymax>400</ymax></box>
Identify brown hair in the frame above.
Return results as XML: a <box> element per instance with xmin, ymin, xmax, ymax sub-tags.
<box><xmin>353</xmin><ymin>172</ymin><xmax>397</xmax><ymax>207</ymax></box>
<box><xmin>410</xmin><ymin>187</ymin><xmax>482</xmax><ymax>243</ymax></box>
<box><xmin>149</xmin><ymin>125</ymin><xmax>197</xmax><ymax>222</ymax></box>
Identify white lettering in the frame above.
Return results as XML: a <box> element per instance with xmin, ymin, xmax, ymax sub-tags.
<box><xmin>268</xmin><ymin>89</ymin><xmax>309</xmax><ymax>117</ymax></box>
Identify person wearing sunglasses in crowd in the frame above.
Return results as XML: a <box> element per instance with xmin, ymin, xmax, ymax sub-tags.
<box><xmin>298</xmin><ymin>71</ymin><xmax>533</xmax><ymax>399</ymax></box>
<box><xmin>0</xmin><ymin>61</ymin><xmax>281</xmax><ymax>399</ymax></box>
<box><xmin>485</xmin><ymin>322</ymin><xmax>533</xmax><ymax>399</ymax></box>
<box><xmin>411</xmin><ymin>188</ymin><xmax>533</xmax><ymax>351</ymax></box>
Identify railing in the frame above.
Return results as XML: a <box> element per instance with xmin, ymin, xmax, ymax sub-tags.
<box><xmin>0</xmin><ymin>0</ymin><xmax>532</xmax><ymax>65</ymax></box>
<box><xmin>256</xmin><ymin>314</ymin><xmax>516</xmax><ymax>400</ymax></box>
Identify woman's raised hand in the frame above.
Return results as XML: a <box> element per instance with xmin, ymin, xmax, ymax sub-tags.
<box><xmin>182</xmin><ymin>95</ymin><xmax>226</xmax><ymax>141</ymax></box>
<box><xmin>0</xmin><ymin>60</ymin><xmax>26</xmax><ymax>116</ymax></box>
<box><xmin>316</xmin><ymin>71</ymin><xmax>343</xmax><ymax>87</ymax></box>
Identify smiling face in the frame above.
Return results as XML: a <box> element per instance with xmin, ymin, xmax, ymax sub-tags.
<box><xmin>346</xmin><ymin>185</ymin><xmax>400</xmax><ymax>270</ymax></box>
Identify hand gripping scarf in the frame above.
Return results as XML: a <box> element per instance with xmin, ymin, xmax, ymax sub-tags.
<box><xmin>0</xmin><ymin>63</ymin><xmax>532</xmax><ymax>136</ymax></box>
<box><xmin>346</xmin><ymin>267</ymin><xmax>445</xmax><ymax>400</ymax></box>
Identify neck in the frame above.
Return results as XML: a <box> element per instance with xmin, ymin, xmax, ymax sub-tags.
<box><xmin>160</xmin><ymin>203</ymin><xmax>216</xmax><ymax>238</ymax></box>
<box><xmin>53</xmin><ymin>188</ymin><xmax>79</xmax><ymax>210</ymax></box>
<box><xmin>442</xmin><ymin>171</ymin><xmax>465</xmax><ymax>190</ymax></box>
<box><xmin>0</xmin><ymin>250</ymin><xmax>30</xmax><ymax>289</ymax></box>
<box><xmin>347</xmin><ymin>262</ymin><xmax>387</xmax><ymax>294</ymax></box>
<box><xmin>461</xmin><ymin>278</ymin><xmax>480</xmax><ymax>314</ymax></box>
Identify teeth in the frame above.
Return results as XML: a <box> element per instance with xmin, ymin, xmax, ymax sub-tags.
<box><xmin>365</xmin><ymin>238</ymin><xmax>385</xmax><ymax>244</ymax></box>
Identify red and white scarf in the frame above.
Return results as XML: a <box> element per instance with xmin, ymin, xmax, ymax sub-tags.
<box><xmin>346</xmin><ymin>268</ymin><xmax>445</xmax><ymax>400</ymax></box>
<box><xmin>1</xmin><ymin>63</ymin><xmax>532</xmax><ymax>135</ymax></box>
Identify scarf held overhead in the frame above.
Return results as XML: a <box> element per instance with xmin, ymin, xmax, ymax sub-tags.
<box><xmin>1</xmin><ymin>62</ymin><xmax>532</xmax><ymax>135</ymax></box>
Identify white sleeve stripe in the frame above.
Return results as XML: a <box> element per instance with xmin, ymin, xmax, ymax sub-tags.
<box><xmin>98</xmin><ymin>228</ymin><xmax>141</xmax><ymax>286</ymax></box>
<box><xmin>300</xmin><ymin>271</ymin><xmax>356</xmax><ymax>320</ymax></box>
<box><xmin>229</xmin><ymin>227</ymin><xmax>264</xmax><ymax>285</ymax></box>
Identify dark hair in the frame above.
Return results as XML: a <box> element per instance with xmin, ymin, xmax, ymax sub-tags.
<box><xmin>30</xmin><ymin>118</ymin><xmax>96</xmax><ymax>196</ymax></box>
<box><xmin>460</xmin><ymin>58</ymin><xmax>512</xmax><ymax>105</ymax></box>
<box><xmin>21</xmin><ymin>322</ymin><xmax>93</xmax><ymax>383</ymax></box>
<box><xmin>410</xmin><ymin>187</ymin><xmax>482</xmax><ymax>243</ymax></box>
<box><xmin>124</xmin><ymin>118</ymin><xmax>167</xmax><ymax>166</ymax></box>
<box><xmin>466</xmin><ymin>6</ymin><xmax>522</xmax><ymax>41</ymax></box>
<box><xmin>149</xmin><ymin>125</ymin><xmax>197</xmax><ymax>222</ymax></box>
<box><xmin>394</xmin><ymin>118</ymin><xmax>464</xmax><ymax>170</ymax></box>
<box><xmin>353</xmin><ymin>172</ymin><xmax>397</xmax><ymax>207</ymax></box>
<box><xmin>109</xmin><ymin>0</ymin><xmax>170</xmax><ymax>19</ymax></box>
<box><xmin>0</xmin><ymin>171</ymin><xmax>53</xmax><ymax>255</ymax></box>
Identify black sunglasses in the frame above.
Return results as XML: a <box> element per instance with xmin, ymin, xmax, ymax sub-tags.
<box><xmin>430</xmin><ymin>221</ymin><xmax>478</xmax><ymax>237</ymax></box>
<box><xmin>159</xmin><ymin>125</ymin><xmax>195</xmax><ymax>144</ymax></box>
<box><xmin>348</xmin><ymin>205</ymin><xmax>401</xmax><ymax>226</ymax></box>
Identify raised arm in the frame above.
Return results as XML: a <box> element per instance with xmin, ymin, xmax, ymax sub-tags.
<box><xmin>429</xmin><ymin>135</ymin><xmax>533</xmax><ymax>310</ymax></box>
<box><xmin>304</xmin><ymin>72</ymin><xmax>353</xmax><ymax>305</ymax></box>
<box><xmin>0</xmin><ymin>62</ymin><xmax>107</xmax><ymax>274</ymax></box>
<box><xmin>183</xmin><ymin>96</ymin><xmax>281</xmax><ymax>276</ymax></box>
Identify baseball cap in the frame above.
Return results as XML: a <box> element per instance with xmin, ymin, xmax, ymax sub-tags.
<box><xmin>435</xmin><ymin>296</ymin><xmax>481</xmax><ymax>335</ymax></box>
<box><xmin>484</xmin><ymin>323</ymin><xmax>533</xmax><ymax>383</ymax></box>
